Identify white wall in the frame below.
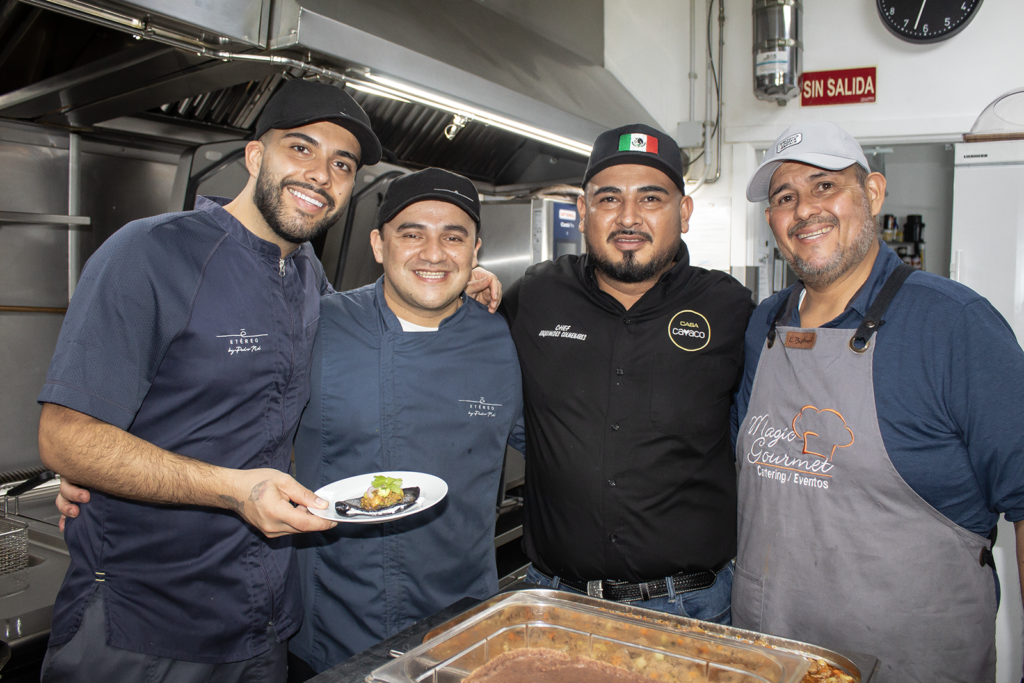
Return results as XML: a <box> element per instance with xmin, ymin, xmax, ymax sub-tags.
<box><xmin>725</xmin><ymin>0</ymin><xmax>1024</xmax><ymax>145</ymax></box>
<box><xmin>603</xmin><ymin>0</ymin><xmax>691</xmax><ymax>136</ymax></box>
<box><xmin>605</xmin><ymin>0</ymin><xmax>1024</xmax><ymax>271</ymax></box>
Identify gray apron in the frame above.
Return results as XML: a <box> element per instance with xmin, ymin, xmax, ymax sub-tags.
<box><xmin>734</xmin><ymin>265</ymin><xmax>997</xmax><ymax>683</ymax></box>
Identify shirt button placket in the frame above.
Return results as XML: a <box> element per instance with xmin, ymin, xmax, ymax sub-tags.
<box><xmin>604</xmin><ymin>315</ymin><xmax>632</xmax><ymax>566</ymax></box>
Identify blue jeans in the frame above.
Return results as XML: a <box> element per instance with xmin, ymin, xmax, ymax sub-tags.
<box><xmin>524</xmin><ymin>562</ymin><xmax>734</xmax><ymax>625</ymax></box>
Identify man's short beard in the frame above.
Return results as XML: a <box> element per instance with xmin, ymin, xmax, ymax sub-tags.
<box><xmin>253</xmin><ymin>166</ymin><xmax>343</xmax><ymax>245</ymax></box>
<box><xmin>786</xmin><ymin>193</ymin><xmax>877</xmax><ymax>290</ymax></box>
<box><xmin>586</xmin><ymin>229</ymin><xmax>680</xmax><ymax>284</ymax></box>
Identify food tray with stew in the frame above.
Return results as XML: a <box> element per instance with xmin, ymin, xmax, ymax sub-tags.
<box><xmin>369</xmin><ymin>590</ymin><xmax>876</xmax><ymax>683</ymax></box>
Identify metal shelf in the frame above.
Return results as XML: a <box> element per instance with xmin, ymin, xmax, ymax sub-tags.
<box><xmin>0</xmin><ymin>306</ymin><xmax>67</xmax><ymax>314</ymax></box>
<box><xmin>0</xmin><ymin>212</ymin><xmax>90</xmax><ymax>226</ymax></box>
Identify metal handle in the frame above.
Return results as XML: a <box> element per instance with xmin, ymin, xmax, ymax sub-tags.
<box><xmin>950</xmin><ymin>249</ymin><xmax>963</xmax><ymax>282</ymax></box>
<box><xmin>6</xmin><ymin>470</ymin><xmax>56</xmax><ymax>498</ymax></box>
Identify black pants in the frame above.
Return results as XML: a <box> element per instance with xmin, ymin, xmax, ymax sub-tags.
<box><xmin>286</xmin><ymin>652</ymin><xmax>318</xmax><ymax>683</ymax></box>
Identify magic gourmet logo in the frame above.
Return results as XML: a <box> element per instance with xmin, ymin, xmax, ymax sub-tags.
<box><xmin>667</xmin><ymin>310</ymin><xmax>710</xmax><ymax>351</ymax></box>
<box><xmin>743</xmin><ymin>405</ymin><xmax>855</xmax><ymax>491</ymax></box>
<box><xmin>792</xmin><ymin>405</ymin><xmax>854</xmax><ymax>460</ymax></box>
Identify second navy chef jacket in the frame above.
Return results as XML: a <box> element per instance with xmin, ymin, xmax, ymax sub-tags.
<box><xmin>290</xmin><ymin>280</ymin><xmax>525</xmax><ymax>672</ymax></box>
<box><xmin>38</xmin><ymin>196</ymin><xmax>327</xmax><ymax>663</ymax></box>
<box><xmin>500</xmin><ymin>242</ymin><xmax>755</xmax><ymax>583</ymax></box>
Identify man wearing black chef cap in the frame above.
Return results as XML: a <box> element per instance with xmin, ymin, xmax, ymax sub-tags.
<box><xmin>732</xmin><ymin>120</ymin><xmax>1024</xmax><ymax>683</ymax></box>
<box><xmin>500</xmin><ymin>124</ymin><xmax>754</xmax><ymax>622</ymax></box>
<box><xmin>39</xmin><ymin>80</ymin><xmax>499</xmax><ymax>682</ymax></box>
<box><xmin>287</xmin><ymin>168</ymin><xmax>525</xmax><ymax>677</ymax></box>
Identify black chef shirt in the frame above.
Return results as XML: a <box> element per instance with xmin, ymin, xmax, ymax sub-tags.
<box><xmin>501</xmin><ymin>242</ymin><xmax>754</xmax><ymax>583</ymax></box>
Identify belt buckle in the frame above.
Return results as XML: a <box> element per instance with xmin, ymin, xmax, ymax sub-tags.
<box><xmin>586</xmin><ymin>580</ymin><xmax>604</xmax><ymax>599</ymax></box>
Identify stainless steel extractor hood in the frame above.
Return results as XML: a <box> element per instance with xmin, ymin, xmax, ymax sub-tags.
<box><xmin>0</xmin><ymin>0</ymin><xmax>661</xmax><ymax>184</ymax></box>
<box><xmin>266</xmin><ymin>0</ymin><xmax>660</xmax><ymax>148</ymax></box>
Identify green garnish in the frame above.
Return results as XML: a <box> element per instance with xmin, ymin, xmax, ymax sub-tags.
<box><xmin>371</xmin><ymin>475</ymin><xmax>403</xmax><ymax>494</ymax></box>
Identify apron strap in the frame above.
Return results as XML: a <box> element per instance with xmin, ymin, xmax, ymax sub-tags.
<box><xmin>849</xmin><ymin>264</ymin><xmax>915</xmax><ymax>353</ymax></box>
<box><xmin>766</xmin><ymin>265</ymin><xmax>915</xmax><ymax>350</ymax></box>
<box><xmin>766</xmin><ymin>284</ymin><xmax>804</xmax><ymax>348</ymax></box>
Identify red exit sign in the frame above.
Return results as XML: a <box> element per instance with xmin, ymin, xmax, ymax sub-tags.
<box><xmin>800</xmin><ymin>67</ymin><xmax>876</xmax><ymax>107</ymax></box>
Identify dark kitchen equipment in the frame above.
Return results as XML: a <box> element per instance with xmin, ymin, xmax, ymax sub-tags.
<box><xmin>904</xmin><ymin>214</ymin><xmax>926</xmax><ymax>243</ymax></box>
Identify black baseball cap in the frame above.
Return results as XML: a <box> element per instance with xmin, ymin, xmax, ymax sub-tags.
<box><xmin>376</xmin><ymin>168</ymin><xmax>481</xmax><ymax>233</ymax></box>
<box><xmin>582</xmin><ymin>123</ymin><xmax>686</xmax><ymax>194</ymax></box>
<box><xmin>254</xmin><ymin>79</ymin><xmax>382</xmax><ymax>167</ymax></box>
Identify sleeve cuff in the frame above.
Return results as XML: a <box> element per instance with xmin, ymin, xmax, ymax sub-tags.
<box><xmin>38</xmin><ymin>382</ymin><xmax>136</xmax><ymax>431</ymax></box>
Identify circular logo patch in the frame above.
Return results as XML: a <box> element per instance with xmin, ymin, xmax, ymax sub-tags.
<box><xmin>668</xmin><ymin>310</ymin><xmax>710</xmax><ymax>351</ymax></box>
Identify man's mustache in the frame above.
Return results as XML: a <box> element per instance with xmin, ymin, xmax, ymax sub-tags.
<box><xmin>607</xmin><ymin>229</ymin><xmax>653</xmax><ymax>243</ymax></box>
<box><xmin>282</xmin><ymin>181</ymin><xmax>335</xmax><ymax>211</ymax></box>
<box><xmin>788</xmin><ymin>215</ymin><xmax>838</xmax><ymax>239</ymax></box>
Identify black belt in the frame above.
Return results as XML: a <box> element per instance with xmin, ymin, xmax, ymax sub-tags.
<box><xmin>532</xmin><ymin>560</ymin><xmax>730</xmax><ymax>604</ymax></box>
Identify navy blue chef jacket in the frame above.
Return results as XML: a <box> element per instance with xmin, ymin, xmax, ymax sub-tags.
<box><xmin>289</xmin><ymin>280</ymin><xmax>525</xmax><ymax>672</ymax></box>
<box><xmin>38</xmin><ymin>197</ymin><xmax>327</xmax><ymax>663</ymax></box>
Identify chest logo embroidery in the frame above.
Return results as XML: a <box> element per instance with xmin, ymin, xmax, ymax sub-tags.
<box><xmin>667</xmin><ymin>310</ymin><xmax>710</xmax><ymax>351</ymax></box>
<box><xmin>537</xmin><ymin>324</ymin><xmax>587</xmax><ymax>341</ymax></box>
<box><xmin>459</xmin><ymin>397</ymin><xmax>502</xmax><ymax>418</ymax></box>
<box><xmin>216</xmin><ymin>329</ymin><xmax>268</xmax><ymax>356</ymax></box>
<box><xmin>792</xmin><ymin>406</ymin><xmax>854</xmax><ymax>460</ymax></box>
<box><xmin>743</xmin><ymin>406</ymin><xmax>855</xmax><ymax>492</ymax></box>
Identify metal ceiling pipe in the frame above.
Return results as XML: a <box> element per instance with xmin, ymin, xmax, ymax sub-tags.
<box><xmin>689</xmin><ymin>0</ymin><xmax>697</xmax><ymax>123</ymax></box>
<box><xmin>688</xmin><ymin>0</ymin><xmax>725</xmax><ymax>193</ymax></box>
<box><xmin>707</xmin><ymin>0</ymin><xmax>725</xmax><ymax>185</ymax></box>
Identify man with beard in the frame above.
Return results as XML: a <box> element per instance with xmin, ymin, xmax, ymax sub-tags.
<box><xmin>732</xmin><ymin>121</ymin><xmax>1024</xmax><ymax>683</ymax></box>
<box><xmin>500</xmin><ymin>124</ymin><xmax>754</xmax><ymax>621</ymax></box>
<box><xmin>35</xmin><ymin>79</ymin><xmax>379</xmax><ymax>682</ymax></box>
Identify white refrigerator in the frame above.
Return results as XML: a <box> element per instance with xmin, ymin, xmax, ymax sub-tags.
<box><xmin>951</xmin><ymin>138</ymin><xmax>1024</xmax><ymax>683</ymax></box>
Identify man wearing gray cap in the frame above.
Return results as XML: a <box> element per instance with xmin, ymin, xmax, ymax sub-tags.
<box><xmin>502</xmin><ymin>124</ymin><xmax>754</xmax><ymax>621</ymax></box>
<box><xmin>287</xmin><ymin>168</ymin><xmax>525</xmax><ymax>676</ymax></box>
<box><xmin>732</xmin><ymin>121</ymin><xmax>1024</xmax><ymax>682</ymax></box>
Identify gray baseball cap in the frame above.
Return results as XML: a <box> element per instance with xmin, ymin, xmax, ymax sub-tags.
<box><xmin>746</xmin><ymin>122</ymin><xmax>870</xmax><ymax>202</ymax></box>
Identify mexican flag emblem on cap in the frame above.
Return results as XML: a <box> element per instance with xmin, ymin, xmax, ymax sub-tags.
<box><xmin>619</xmin><ymin>133</ymin><xmax>658</xmax><ymax>154</ymax></box>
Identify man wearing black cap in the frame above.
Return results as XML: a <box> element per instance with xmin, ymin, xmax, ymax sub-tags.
<box><xmin>287</xmin><ymin>168</ymin><xmax>525</xmax><ymax>675</ymax></box>
<box><xmin>501</xmin><ymin>124</ymin><xmax>754</xmax><ymax>621</ymax></box>
<box><xmin>35</xmin><ymin>79</ymin><xmax>383</xmax><ymax>682</ymax></box>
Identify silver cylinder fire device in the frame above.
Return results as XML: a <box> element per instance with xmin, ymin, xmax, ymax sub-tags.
<box><xmin>752</xmin><ymin>0</ymin><xmax>802</xmax><ymax>105</ymax></box>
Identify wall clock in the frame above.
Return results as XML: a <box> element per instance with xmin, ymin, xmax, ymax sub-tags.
<box><xmin>876</xmin><ymin>0</ymin><xmax>984</xmax><ymax>43</ymax></box>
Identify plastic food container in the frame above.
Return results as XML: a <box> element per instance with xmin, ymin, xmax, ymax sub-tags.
<box><xmin>370</xmin><ymin>590</ymin><xmax>875</xmax><ymax>683</ymax></box>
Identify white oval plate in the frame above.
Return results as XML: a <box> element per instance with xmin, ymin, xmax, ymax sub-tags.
<box><xmin>308</xmin><ymin>471</ymin><xmax>448</xmax><ymax>524</ymax></box>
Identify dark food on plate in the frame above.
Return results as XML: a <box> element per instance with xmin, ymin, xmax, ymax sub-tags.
<box><xmin>462</xmin><ymin>648</ymin><xmax>653</xmax><ymax>683</ymax></box>
<box><xmin>335</xmin><ymin>475</ymin><xmax>420</xmax><ymax>517</ymax></box>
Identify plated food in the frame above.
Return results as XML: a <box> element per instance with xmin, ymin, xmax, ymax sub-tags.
<box><xmin>335</xmin><ymin>475</ymin><xmax>421</xmax><ymax>517</ymax></box>
<box><xmin>311</xmin><ymin>471</ymin><xmax>448</xmax><ymax>524</ymax></box>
